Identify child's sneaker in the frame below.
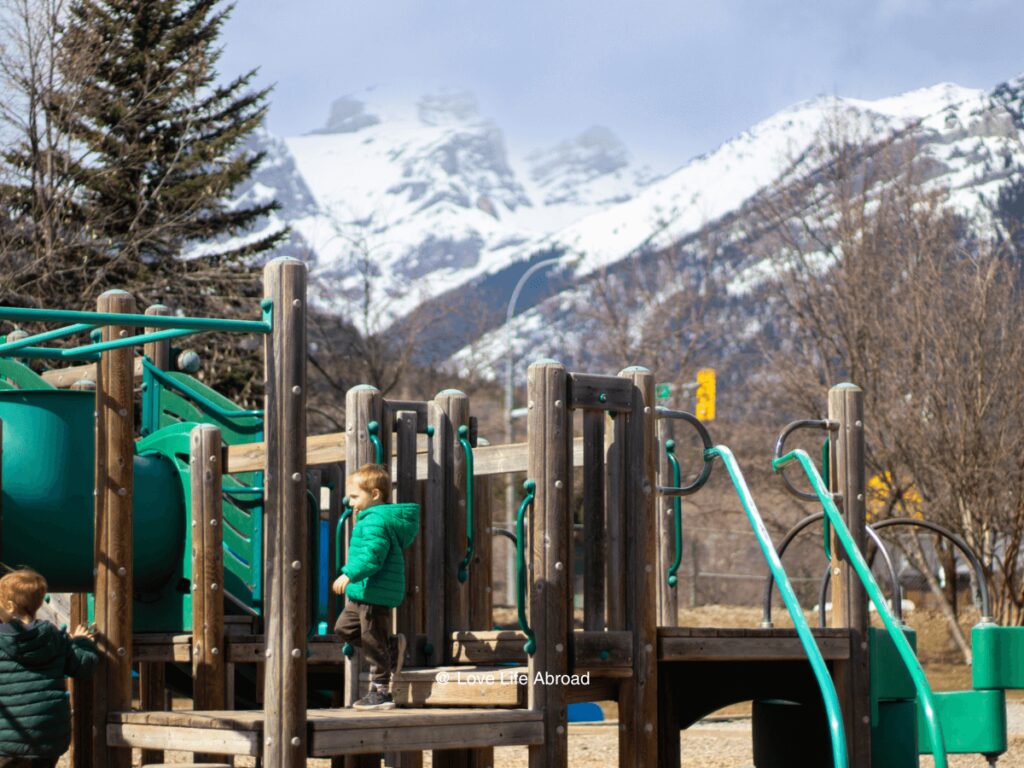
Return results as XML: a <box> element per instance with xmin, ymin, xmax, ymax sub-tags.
<box><xmin>353</xmin><ymin>686</ymin><xmax>396</xmax><ymax>711</ymax></box>
<box><xmin>393</xmin><ymin>633</ymin><xmax>407</xmax><ymax>675</ymax></box>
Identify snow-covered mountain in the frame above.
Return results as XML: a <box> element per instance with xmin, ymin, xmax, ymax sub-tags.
<box><xmin>239</xmin><ymin>77</ymin><xmax>1024</xmax><ymax>376</ymax></box>
<box><xmin>257</xmin><ymin>87</ymin><xmax>656</xmax><ymax>318</ymax></box>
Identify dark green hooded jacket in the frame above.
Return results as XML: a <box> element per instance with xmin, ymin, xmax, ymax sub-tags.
<box><xmin>0</xmin><ymin>619</ymin><xmax>98</xmax><ymax>758</ymax></box>
<box><xmin>342</xmin><ymin>502</ymin><xmax>420</xmax><ymax>608</ymax></box>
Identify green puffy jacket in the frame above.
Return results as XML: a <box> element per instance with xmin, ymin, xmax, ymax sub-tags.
<box><xmin>342</xmin><ymin>502</ymin><xmax>420</xmax><ymax>608</ymax></box>
<box><xmin>0</xmin><ymin>619</ymin><xmax>98</xmax><ymax>758</ymax></box>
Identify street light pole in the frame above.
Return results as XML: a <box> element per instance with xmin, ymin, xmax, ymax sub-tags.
<box><xmin>503</xmin><ymin>253</ymin><xmax>578</xmax><ymax>605</ymax></box>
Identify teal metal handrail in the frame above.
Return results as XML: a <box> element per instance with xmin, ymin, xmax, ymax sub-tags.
<box><xmin>0</xmin><ymin>323</ymin><xmax>96</xmax><ymax>355</ymax></box>
<box><xmin>335</xmin><ymin>496</ymin><xmax>355</xmax><ymax>658</ymax></box>
<box><xmin>367</xmin><ymin>421</ymin><xmax>384</xmax><ymax>464</ymax></box>
<box><xmin>706</xmin><ymin>445</ymin><xmax>848</xmax><ymax>768</ymax></box>
<box><xmin>664</xmin><ymin>439</ymin><xmax>683</xmax><ymax>588</ymax></box>
<box><xmin>0</xmin><ymin>305</ymin><xmax>271</xmax><ymax>334</ymax></box>
<box><xmin>457</xmin><ymin>424</ymin><xmax>475</xmax><ymax>583</ymax></box>
<box><xmin>773</xmin><ymin>448</ymin><xmax>947</xmax><ymax>768</ymax></box>
<box><xmin>143</xmin><ymin>358</ymin><xmax>263</xmax><ymax>420</ymax></box>
<box><xmin>516</xmin><ymin>480</ymin><xmax>537</xmax><ymax>655</ymax></box>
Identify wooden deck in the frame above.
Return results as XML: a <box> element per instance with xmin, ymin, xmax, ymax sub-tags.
<box><xmin>108</xmin><ymin>707</ymin><xmax>544</xmax><ymax>757</ymax></box>
<box><xmin>658</xmin><ymin>626</ymin><xmax>853</xmax><ymax>662</ymax></box>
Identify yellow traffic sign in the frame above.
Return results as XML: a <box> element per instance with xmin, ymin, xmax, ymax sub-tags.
<box><xmin>695</xmin><ymin>368</ymin><xmax>716</xmax><ymax>421</ymax></box>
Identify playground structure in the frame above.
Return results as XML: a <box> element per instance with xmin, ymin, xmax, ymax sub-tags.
<box><xmin>1</xmin><ymin>256</ymin><xmax>1023</xmax><ymax>767</ymax></box>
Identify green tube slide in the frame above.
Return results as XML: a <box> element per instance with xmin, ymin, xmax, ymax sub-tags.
<box><xmin>0</xmin><ymin>390</ymin><xmax>183</xmax><ymax>592</ymax></box>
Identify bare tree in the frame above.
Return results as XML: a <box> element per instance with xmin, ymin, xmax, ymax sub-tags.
<box><xmin>752</xmin><ymin>115</ymin><xmax>1024</xmax><ymax>631</ymax></box>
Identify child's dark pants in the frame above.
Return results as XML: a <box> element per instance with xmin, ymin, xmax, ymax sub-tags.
<box><xmin>334</xmin><ymin>597</ymin><xmax>395</xmax><ymax>688</ymax></box>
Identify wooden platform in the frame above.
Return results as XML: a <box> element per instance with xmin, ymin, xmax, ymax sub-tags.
<box><xmin>658</xmin><ymin>626</ymin><xmax>853</xmax><ymax>662</ymax></box>
<box><xmin>108</xmin><ymin>707</ymin><xmax>544</xmax><ymax>757</ymax></box>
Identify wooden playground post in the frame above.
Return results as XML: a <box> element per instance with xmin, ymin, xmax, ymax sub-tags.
<box><xmin>394</xmin><ymin>410</ymin><xmax>421</xmax><ymax>656</ymax></box>
<box><xmin>92</xmin><ymin>289</ymin><xmax>136</xmax><ymax>768</ymax></box>
<box><xmin>190</xmin><ymin>425</ymin><xmax>226</xmax><ymax>716</ymax></box>
<box><xmin>526</xmin><ymin>361</ymin><xmax>571</xmax><ymax>768</ymax></box>
<box><xmin>656</xmin><ymin>416</ymin><xmax>679</xmax><ymax>627</ymax></box>
<box><xmin>828</xmin><ymin>383</ymin><xmax>871</xmax><ymax>765</ymax></box>
<box><xmin>582</xmin><ymin>410</ymin><xmax>606</xmax><ymax>631</ymax></box>
<box><xmin>262</xmin><ymin>257</ymin><xmax>308</xmax><ymax>768</ymax></box>
<box><xmin>144</xmin><ymin>303</ymin><xmax>173</xmax><ymax>369</ymax></box>
<box><xmin>342</xmin><ymin>384</ymin><xmax>386</xmax><ymax>768</ymax></box>
<box><xmin>69</xmin><ymin>592</ymin><xmax>90</xmax><ymax>768</ymax></box>
<box><xmin>604</xmin><ymin>411</ymin><xmax>627</xmax><ymax>630</ymax></box>
<box><xmin>468</xmin><ymin>419</ymin><xmax>492</xmax><ymax>631</ymax></box>
<box><xmin>140</xmin><ymin>303</ymin><xmax>173</xmax><ymax>766</ymax></box>
<box><xmin>618</xmin><ymin>366</ymin><xmax>658</xmax><ymax>768</ymax></box>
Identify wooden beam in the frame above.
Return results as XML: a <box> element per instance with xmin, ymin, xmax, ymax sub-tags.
<box><xmin>69</xmin><ymin>592</ymin><xmax>91</xmax><ymax>768</ymax></box>
<box><xmin>262</xmin><ymin>258</ymin><xmax>308</xmax><ymax>768</ymax></box>
<box><xmin>656</xmin><ymin>416</ymin><xmax>679</xmax><ymax>627</ymax></box>
<box><xmin>144</xmin><ymin>304</ymin><xmax>172</xmax><ymax>370</ymax></box>
<box><xmin>226</xmin><ymin>431</ymin><xmax>346</xmax><ymax>474</ymax></box>
<box><xmin>92</xmin><ymin>289</ymin><xmax>136</xmax><ymax>768</ymax></box>
<box><xmin>42</xmin><ymin>356</ymin><xmax>144</xmax><ymax>388</ymax></box>
<box><xmin>568</xmin><ymin>373</ymin><xmax>634</xmax><ymax>412</ymax></box>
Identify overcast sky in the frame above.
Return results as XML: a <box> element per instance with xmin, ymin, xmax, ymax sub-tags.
<box><xmin>221</xmin><ymin>1</ymin><xmax>1024</xmax><ymax>173</ymax></box>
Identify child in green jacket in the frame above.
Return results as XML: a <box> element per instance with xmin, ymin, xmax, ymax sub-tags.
<box><xmin>0</xmin><ymin>568</ymin><xmax>97</xmax><ymax>767</ymax></box>
<box><xmin>333</xmin><ymin>464</ymin><xmax>420</xmax><ymax>710</ymax></box>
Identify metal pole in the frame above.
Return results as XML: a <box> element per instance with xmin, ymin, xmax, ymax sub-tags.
<box><xmin>503</xmin><ymin>254</ymin><xmax>578</xmax><ymax>605</ymax></box>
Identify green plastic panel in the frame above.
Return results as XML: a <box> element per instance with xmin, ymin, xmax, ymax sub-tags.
<box><xmin>870</xmin><ymin>626</ymin><xmax>919</xmax><ymax>706</ymax></box>
<box><xmin>872</xmin><ymin>700</ymin><xmax>919</xmax><ymax>768</ymax></box>
<box><xmin>0</xmin><ymin>390</ymin><xmax>182</xmax><ymax>593</ymax></box>
<box><xmin>917</xmin><ymin>689</ymin><xmax>1006</xmax><ymax>756</ymax></box>
<box><xmin>972</xmin><ymin>624</ymin><xmax>1024</xmax><ymax>690</ymax></box>
<box><xmin>140</xmin><ymin>364</ymin><xmax>264</xmax><ymax>614</ymax></box>
<box><xmin>0</xmin><ymin>358</ymin><xmax>54</xmax><ymax>390</ymax></box>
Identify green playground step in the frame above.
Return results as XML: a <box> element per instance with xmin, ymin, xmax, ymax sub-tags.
<box><xmin>972</xmin><ymin>624</ymin><xmax>1024</xmax><ymax>691</ymax></box>
<box><xmin>917</xmin><ymin>689</ymin><xmax>1006</xmax><ymax>757</ymax></box>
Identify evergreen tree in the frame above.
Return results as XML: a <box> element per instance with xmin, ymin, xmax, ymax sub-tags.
<box><xmin>52</xmin><ymin>0</ymin><xmax>284</xmax><ymax>300</ymax></box>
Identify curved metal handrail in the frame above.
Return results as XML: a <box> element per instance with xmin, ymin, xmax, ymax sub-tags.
<box><xmin>871</xmin><ymin>517</ymin><xmax>992</xmax><ymax>622</ymax></box>
<box><xmin>457</xmin><ymin>424</ymin><xmax>475</xmax><ymax>583</ymax></box>
<box><xmin>655</xmin><ymin>407</ymin><xmax>714</xmax><ymax>496</ymax></box>
<box><xmin>367</xmin><ymin>421</ymin><xmax>384</xmax><ymax>464</ymax></box>
<box><xmin>773</xmin><ymin>419</ymin><xmax>836</xmax><ymax>502</ymax></box>
<box><xmin>142</xmin><ymin>357</ymin><xmax>263</xmax><ymax>420</ymax></box>
<box><xmin>773</xmin><ymin>449</ymin><xmax>947</xmax><ymax>768</ymax></box>
<box><xmin>761</xmin><ymin>512</ymin><xmax>903</xmax><ymax>627</ymax></box>
<box><xmin>516</xmin><ymin>480</ymin><xmax>538</xmax><ymax>655</ymax></box>
<box><xmin>705</xmin><ymin>445</ymin><xmax>848</xmax><ymax>768</ymax></box>
<box><xmin>664</xmin><ymin>439</ymin><xmax>684</xmax><ymax>588</ymax></box>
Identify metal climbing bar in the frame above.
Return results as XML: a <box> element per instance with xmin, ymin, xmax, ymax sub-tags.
<box><xmin>142</xmin><ymin>359</ymin><xmax>264</xmax><ymax>420</ymax></box>
<box><xmin>707</xmin><ymin>444</ymin><xmax>847</xmax><ymax>768</ymax></box>
<box><xmin>457</xmin><ymin>424</ymin><xmax>475</xmax><ymax>583</ymax></box>
<box><xmin>773</xmin><ymin>448</ymin><xmax>948</xmax><ymax>768</ymax></box>
<box><xmin>516</xmin><ymin>479</ymin><xmax>537</xmax><ymax>655</ymax></box>
<box><xmin>0</xmin><ymin>323</ymin><xmax>96</xmax><ymax>355</ymax></box>
<box><xmin>0</xmin><ymin>305</ymin><xmax>272</xmax><ymax>334</ymax></box>
<box><xmin>664</xmin><ymin>439</ymin><xmax>683</xmax><ymax>588</ymax></box>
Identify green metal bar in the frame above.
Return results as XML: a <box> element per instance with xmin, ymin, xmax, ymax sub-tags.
<box><xmin>457</xmin><ymin>424</ymin><xmax>475</xmax><ymax>583</ymax></box>
<box><xmin>706</xmin><ymin>445</ymin><xmax>848</xmax><ymax>768</ymax></box>
<box><xmin>5</xmin><ymin>346</ymin><xmax>99</xmax><ymax>361</ymax></box>
<box><xmin>665</xmin><ymin>440</ymin><xmax>683</xmax><ymax>588</ymax></box>
<box><xmin>773</xmin><ymin>448</ymin><xmax>947</xmax><ymax>768</ymax></box>
<box><xmin>821</xmin><ymin>437</ymin><xmax>832</xmax><ymax>561</ymax></box>
<box><xmin>142</xmin><ymin>359</ymin><xmax>263</xmax><ymax>420</ymax></box>
<box><xmin>367</xmin><ymin>420</ymin><xmax>383</xmax><ymax>464</ymax></box>
<box><xmin>63</xmin><ymin>327</ymin><xmax>194</xmax><ymax>357</ymax></box>
<box><xmin>516</xmin><ymin>479</ymin><xmax>537</xmax><ymax>655</ymax></box>
<box><xmin>0</xmin><ymin>305</ymin><xmax>271</xmax><ymax>334</ymax></box>
<box><xmin>0</xmin><ymin>323</ymin><xmax>96</xmax><ymax>355</ymax></box>
<box><xmin>335</xmin><ymin>497</ymin><xmax>355</xmax><ymax>658</ymax></box>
